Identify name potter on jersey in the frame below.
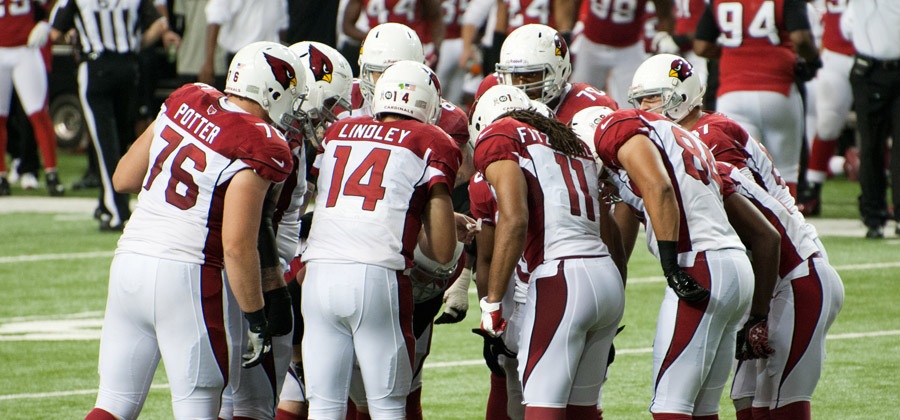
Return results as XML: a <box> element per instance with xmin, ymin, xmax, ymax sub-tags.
<box><xmin>336</xmin><ymin>123</ymin><xmax>412</xmax><ymax>144</ymax></box>
<box><xmin>172</xmin><ymin>103</ymin><xmax>222</xmax><ymax>144</ymax></box>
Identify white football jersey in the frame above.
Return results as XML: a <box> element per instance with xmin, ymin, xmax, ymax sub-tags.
<box><xmin>718</xmin><ymin>162</ymin><xmax>821</xmax><ymax>282</ymax></box>
<box><xmin>594</xmin><ymin>109</ymin><xmax>745</xmax><ymax>265</ymax></box>
<box><xmin>302</xmin><ymin>116</ymin><xmax>461</xmax><ymax>270</ymax></box>
<box><xmin>473</xmin><ymin>116</ymin><xmax>609</xmax><ymax>272</ymax></box>
<box><xmin>118</xmin><ymin>84</ymin><xmax>292</xmax><ymax>268</ymax></box>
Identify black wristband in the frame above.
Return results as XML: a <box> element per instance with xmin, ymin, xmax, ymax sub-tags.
<box><xmin>658</xmin><ymin>240</ymin><xmax>680</xmax><ymax>277</ymax></box>
<box><xmin>244</xmin><ymin>308</ymin><xmax>267</xmax><ymax>330</ymax></box>
<box><xmin>672</xmin><ymin>34</ymin><xmax>692</xmax><ymax>50</ymax></box>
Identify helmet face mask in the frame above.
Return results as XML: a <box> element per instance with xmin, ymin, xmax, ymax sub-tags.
<box><xmin>498</xmin><ymin>24</ymin><xmax>571</xmax><ymax>105</ymax></box>
<box><xmin>225</xmin><ymin>41</ymin><xmax>308</xmax><ymax>132</ymax></box>
<box><xmin>358</xmin><ymin>23</ymin><xmax>425</xmax><ymax>104</ymax></box>
<box><xmin>628</xmin><ymin>54</ymin><xmax>704</xmax><ymax>122</ymax></box>
<box><xmin>372</xmin><ymin>60</ymin><xmax>442</xmax><ymax>125</ymax></box>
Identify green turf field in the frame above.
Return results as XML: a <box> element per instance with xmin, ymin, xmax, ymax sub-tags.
<box><xmin>1</xmin><ymin>152</ymin><xmax>898</xmax><ymax>419</ymax></box>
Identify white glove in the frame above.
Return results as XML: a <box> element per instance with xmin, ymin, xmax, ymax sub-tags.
<box><xmin>652</xmin><ymin>31</ymin><xmax>680</xmax><ymax>55</ymax></box>
<box><xmin>479</xmin><ymin>297</ymin><xmax>507</xmax><ymax>337</ymax></box>
<box><xmin>27</xmin><ymin>21</ymin><xmax>51</xmax><ymax>49</ymax></box>
<box><xmin>435</xmin><ymin>267</ymin><xmax>472</xmax><ymax>324</ymax></box>
<box><xmin>241</xmin><ymin>310</ymin><xmax>272</xmax><ymax>368</ymax></box>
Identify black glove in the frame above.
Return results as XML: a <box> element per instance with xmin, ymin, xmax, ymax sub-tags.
<box><xmin>264</xmin><ymin>287</ymin><xmax>294</xmax><ymax>336</ymax></box>
<box><xmin>795</xmin><ymin>56</ymin><xmax>823</xmax><ymax>83</ymax></box>
<box><xmin>666</xmin><ymin>269</ymin><xmax>710</xmax><ymax>303</ymax></box>
<box><xmin>472</xmin><ymin>328</ymin><xmax>517</xmax><ymax>377</ymax></box>
<box><xmin>607</xmin><ymin>325</ymin><xmax>626</xmax><ymax>366</ymax></box>
<box><xmin>242</xmin><ymin>309</ymin><xmax>272</xmax><ymax>368</ymax></box>
<box><xmin>735</xmin><ymin>314</ymin><xmax>774</xmax><ymax>360</ymax></box>
<box><xmin>659</xmin><ymin>241</ymin><xmax>709</xmax><ymax>302</ymax></box>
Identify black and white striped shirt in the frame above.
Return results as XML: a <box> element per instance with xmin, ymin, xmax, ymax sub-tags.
<box><xmin>50</xmin><ymin>0</ymin><xmax>160</xmax><ymax>55</ymax></box>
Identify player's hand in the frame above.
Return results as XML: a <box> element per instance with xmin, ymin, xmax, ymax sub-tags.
<box><xmin>736</xmin><ymin>315</ymin><xmax>774</xmax><ymax>360</ymax></box>
<box><xmin>435</xmin><ymin>268</ymin><xmax>471</xmax><ymax>324</ymax></box>
<box><xmin>455</xmin><ymin>213</ymin><xmax>479</xmax><ymax>244</ymax></box>
<box><xmin>665</xmin><ymin>269</ymin><xmax>710</xmax><ymax>303</ymax></box>
<box><xmin>264</xmin><ymin>287</ymin><xmax>293</xmax><ymax>337</ymax></box>
<box><xmin>795</xmin><ymin>56</ymin><xmax>823</xmax><ymax>83</ymax></box>
<box><xmin>652</xmin><ymin>31</ymin><xmax>680</xmax><ymax>55</ymax></box>
<box><xmin>472</xmin><ymin>328</ymin><xmax>517</xmax><ymax>377</ymax></box>
<box><xmin>479</xmin><ymin>297</ymin><xmax>507</xmax><ymax>337</ymax></box>
<box><xmin>242</xmin><ymin>309</ymin><xmax>272</xmax><ymax>368</ymax></box>
<box><xmin>27</xmin><ymin>21</ymin><xmax>51</xmax><ymax>48</ymax></box>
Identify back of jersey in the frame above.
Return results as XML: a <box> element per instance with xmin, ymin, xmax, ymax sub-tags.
<box><xmin>474</xmin><ymin>117</ymin><xmax>607</xmax><ymax>271</ymax></box>
<box><xmin>596</xmin><ymin>109</ymin><xmax>744</xmax><ymax>258</ymax></box>
<box><xmin>118</xmin><ymin>84</ymin><xmax>292</xmax><ymax>268</ymax></box>
<box><xmin>303</xmin><ymin>116</ymin><xmax>460</xmax><ymax>270</ymax></box>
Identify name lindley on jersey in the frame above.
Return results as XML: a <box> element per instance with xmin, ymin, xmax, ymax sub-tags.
<box><xmin>336</xmin><ymin>123</ymin><xmax>413</xmax><ymax>144</ymax></box>
<box><xmin>172</xmin><ymin>103</ymin><xmax>222</xmax><ymax>144</ymax></box>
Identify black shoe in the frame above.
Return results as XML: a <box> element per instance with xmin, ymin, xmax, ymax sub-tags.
<box><xmin>0</xmin><ymin>177</ymin><xmax>10</xmax><ymax>196</ymax></box>
<box><xmin>895</xmin><ymin>224</ymin><xmax>900</xmax><ymax>237</ymax></box>
<box><xmin>72</xmin><ymin>173</ymin><xmax>101</xmax><ymax>190</ymax></box>
<box><xmin>97</xmin><ymin>213</ymin><xmax>125</xmax><ymax>232</ymax></box>
<box><xmin>46</xmin><ymin>172</ymin><xmax>65</xmax><ymax>196</ymax></box>
<box><xmin>865</xmin><ymin>225</ymin><xmax>884</xmax><ymax>239</ymax></box>
<box><xmin>798</xmin><ymin>182</ymin><xmax>821</xmax><ymax>217</ymax></box>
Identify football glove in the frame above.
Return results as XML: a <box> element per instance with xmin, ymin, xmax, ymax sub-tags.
<box><xmin>472</xmin><ymin>328</ymin><xmax>517</xmax><ymax>377</ymax></box>
<box><xmin>736</xmin><ymin>315</ymin><xmax>774</xmax><ymax>360</ymax></box>
<box><xmin>652</xmin><ymin>31</ymin><xmax>680</xmax><ymax>55</ymax></box>
<box><xmin>264</xmin><ymin>286</ymin><xmax>294</xmax><ymax>336</ymax></box>
<box><xmin>242</xmin><ymin>309</ymin><xmax>272</xmax><ymax>368</ymax></box>
<box><xmin>435</xmin><ymin>268</ymin><xmax>472</xmax><ymax>325</ymax></box>
<box><xmin>479</xmin><ymin>297</ymin><xmax>507</xmax><ymax>337</ymax></box>
<box><xmin>666</xmin><ymin>269</ymin><xmax>710</xmax><ymax>303</ymax></box>
<box><xmin>795</xmin><ymin>56</ymin><xmax>823</xmax><ymax>83</ymax></box>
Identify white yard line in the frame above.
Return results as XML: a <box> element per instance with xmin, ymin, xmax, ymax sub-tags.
<box><xmin>0</xmin><ymin>251</ymin><xmax>113</xmax><ymax>264</ymax></box>
<box><xmin>0</xmin><ymin>329</ymin><xmax>897</xmax><ymax>402</ymax></box>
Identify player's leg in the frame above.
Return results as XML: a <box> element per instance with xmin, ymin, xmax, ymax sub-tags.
<box><xmin>302</xmin><ymin>262</ymin><xmax>358</xmax><ymax>420</ymax></box>
<box><xmin>764</xmin><ymin>258</ymin><xmax>843</xmax><ymax>420</ymax></box>
<box><xmin>803</xmin><ymin>50</ymin><xmax>855</xmax><ymax>213</ymax></box>
<box><xmin>91</xmin><ymin>253</ymin><xmax>164</xmax><ymax>420</ymax></box>
<box><xmin>502</xmin><ymin>281</ymin><xmax>526</xmax><ymax>420</ymax></box>
<box><xmin>566</xmin><ymin>258</ymin><xmax>624</xmax><ymax>415</ymax></box>
<box><xmin>78</xmin><ymin>60</ymin><xmax>124</xmax><ymax>227</ymax></box>
<box><xmin>693</xmin><ymin>251</ymin><xmax>754</xmax><ymax>417</ymax></box>
<box><xmin>570</xmin><ymin>37</ymin><xmax>611</xmax><ymax>94</ymax></box>
<box><xmin>354</xmin><ymin>266</ymin><xmax>414</xmax><ymax>420</ymax></box>
<box><xmin>157</xmin><ymin>263</ymin><xmax>232</xmax><ymax>419</ymax></box>
<box><xmin>277</xmin><ymin>281</ymin><xmax>308</xmax><ymax>420</ymax></box>
<box><xmin>607</xmin><ymin>42</ymin><xmax>649</xmax><ymax>106</ymax></box>
<box><xmin>0</xmin><ymin>48</ymin><xmax>15</xmax><ymax>183</ymax></box>
<box><xmin>12</xmin><ymin>47</ymin><xmax>60</xmax><ymax>191</ymax></box>
<box><xmin>436</xmin><ymin>38</ymin><xmax>466</xmax><ymax>105</ymax></box>
<box><xmin>650</xmin><ymin>251</ymin><xmax>752</xmax><ymax>418</ymax></box>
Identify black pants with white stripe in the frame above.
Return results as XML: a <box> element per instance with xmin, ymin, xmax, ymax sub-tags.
<box><xmin>78</xmin><ymin>52</ymin><xmax>140</xmax><ymax>226</ymax></box>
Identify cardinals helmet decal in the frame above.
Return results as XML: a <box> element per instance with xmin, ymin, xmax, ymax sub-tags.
<box><xmin>264</xmin><ymin>52</ymin><xmax>298</xmax><ymax>91</ymax></box>
<box><xmin>669</xmin><ymin>58</ymin><xmax>693</xmax><ymax>82</ymax></box>
<box><xmin>307</xmin><ymin>44</ymin><xmax>335</xmax><ymax>83</ymax></box>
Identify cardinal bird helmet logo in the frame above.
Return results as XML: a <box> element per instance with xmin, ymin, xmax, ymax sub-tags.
<box><xmin>264</xmin><ymin>52</ymin><xmax>297</xmax><ymax>91</ymax></box>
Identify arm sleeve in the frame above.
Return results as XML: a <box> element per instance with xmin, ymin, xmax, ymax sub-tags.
<box><xmin>138</xmin><ymin>0</ymin><xmax>162</xmax><ymax>32</ymax></box>
<box><xmin>784</xmin><ymin>0</ymin><xmax>812</xmax><ymax>32</ymax></box>
<box><xmin>50</xmin><ymin>0</ymin><xmax>77</xmax><ymax>32</ymax></box>
<box><xmin>694</xmin><ymin>4</ymin><xmax>720</xmax><ymax>42</ymax></box>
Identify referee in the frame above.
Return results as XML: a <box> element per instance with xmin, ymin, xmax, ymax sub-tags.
<box><xmin>49</xmin><ymin>0</ymin><xmax>178</xmax><ymax>231</ymax></box>
<box><xmin>843</xmin><ymin>0</ymin><xmax>900</xmax><ymax>239</ymax></box>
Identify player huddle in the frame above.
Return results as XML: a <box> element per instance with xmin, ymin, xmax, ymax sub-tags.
<box><xmin>85</xmin><ymin>21</ymin><xmax>843</xmax><ymax>420</ymax></box>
